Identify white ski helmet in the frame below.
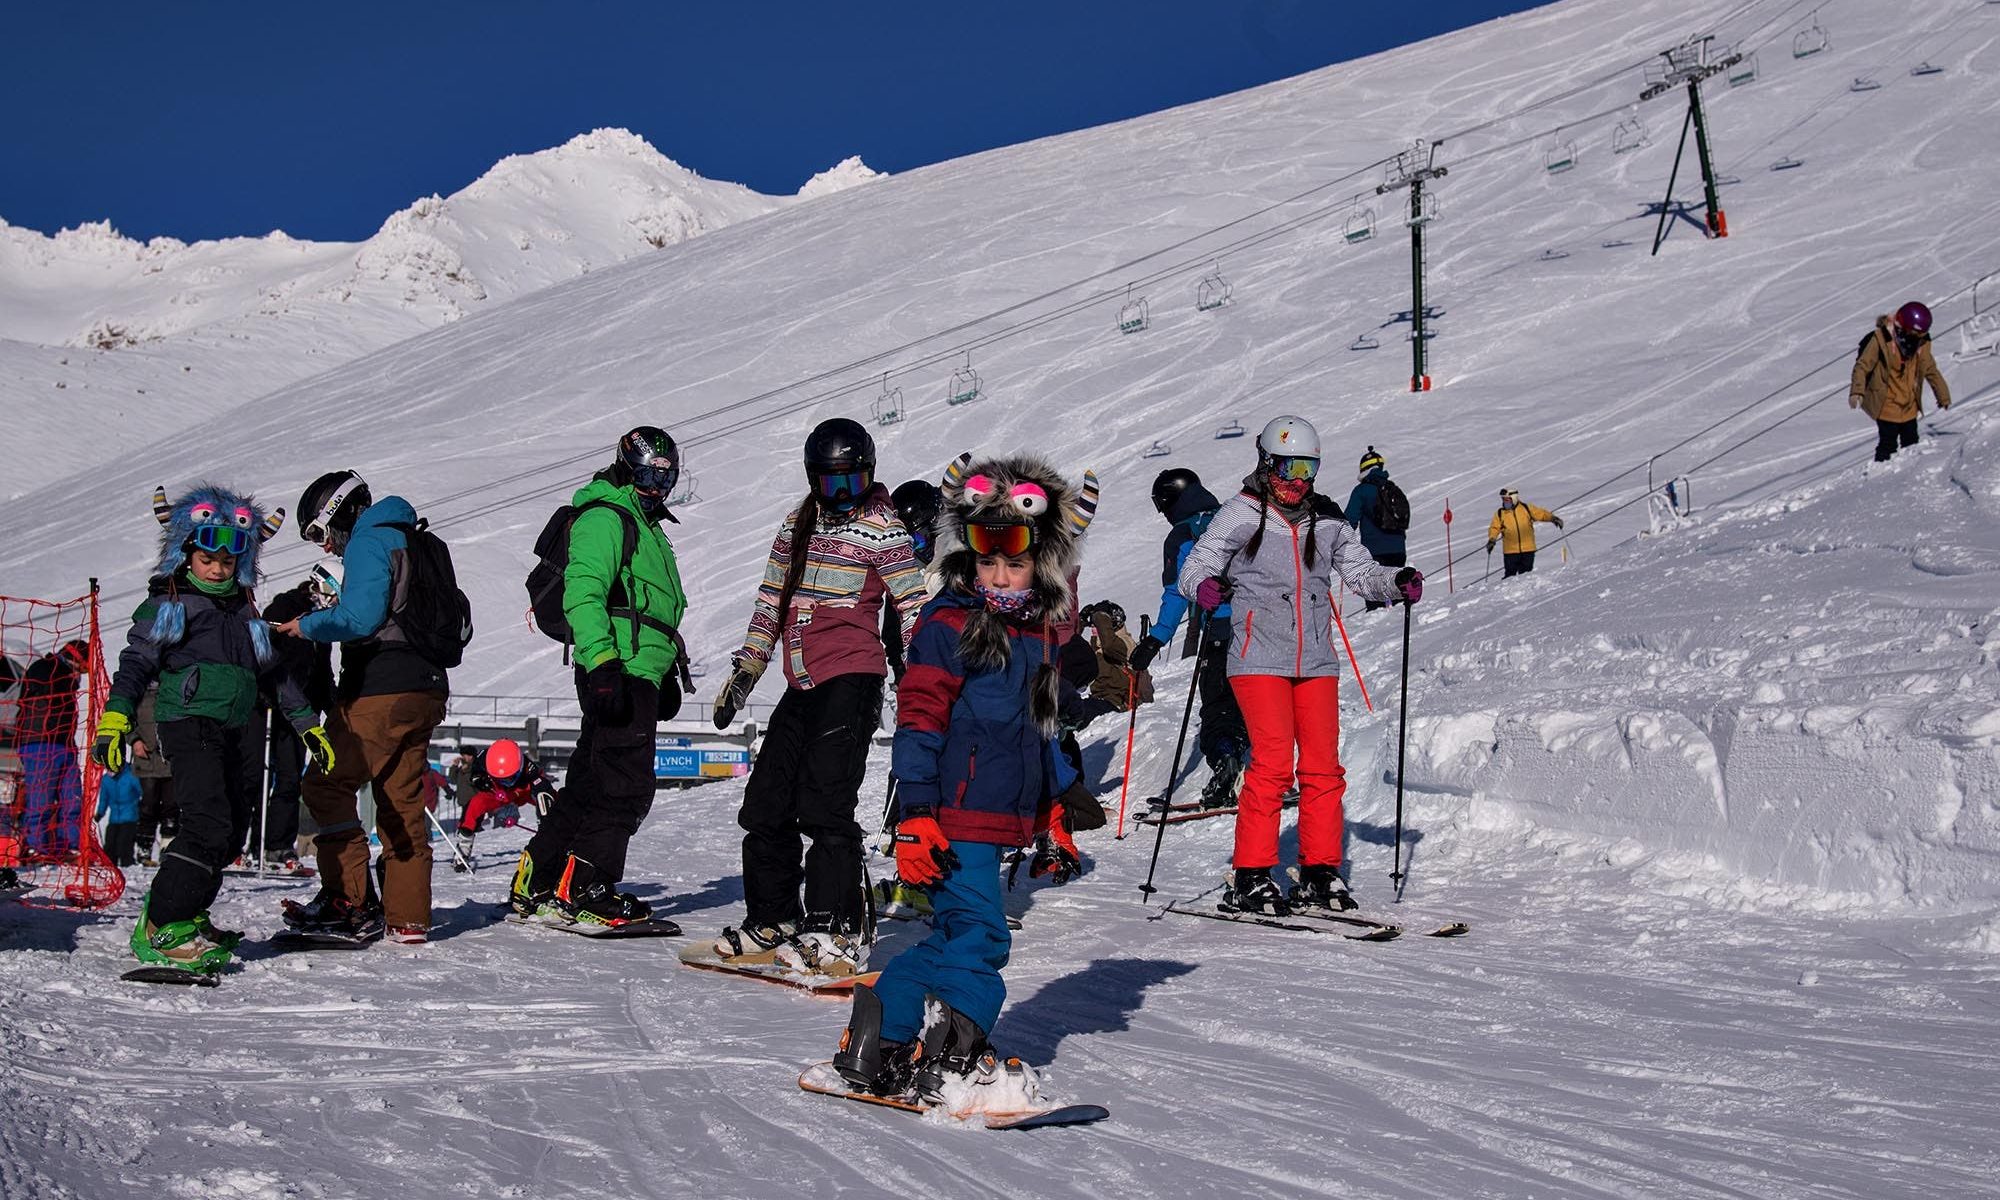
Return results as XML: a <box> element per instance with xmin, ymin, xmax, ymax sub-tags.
<box><xmin>1257</xmin><ymin>415</ymin><xmax>1321</xmax><ymax>461</ymax></box>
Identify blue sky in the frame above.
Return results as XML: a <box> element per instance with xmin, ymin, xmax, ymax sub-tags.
<box><xmin>2</xmin><ymin>1</ymin><xmax>1550</xmax><ymax>243</ymax></box>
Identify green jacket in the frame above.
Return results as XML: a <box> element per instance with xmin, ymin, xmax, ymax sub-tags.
<box><xmin>107</xmin><ymin>574</ymin><xmax>313</xmax><ymax>732</ymax></box>
<box><xmin>564</xmin><ymin>480</ymin><xmax>688</xmax><ymax>683</ymax></box>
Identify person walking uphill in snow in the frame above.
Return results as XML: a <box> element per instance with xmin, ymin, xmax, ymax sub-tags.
<box><xmin>709</xmin><ymin>418</ymin><xmax>927</xmax><ymax>975</ymax></box>
<box><xmin>1485</xmin><ymin>487</ymin><xmax>1562</xmax><ymax>578</ymax></box>
<box><xmin>1180</xmin><ymin>416</ymin><xmax>1421</xmax><ymax>915</ymax></box>
<box><xmin>511</xmin><ymin>427</ymin><xmax>690</xmax><ymax>926</ymax></box>
<box><xmin>92</xmin><ymin>484</ymin><xmax>331</xmax><ymax>977</ymax></box>
<box><xmin>1852</xmin><ymin>300</ymin><xmax>1951</xmax><ymax>463</ymax></box>
<box><xmin>831</xmin><ymin>453</ymin><xmax>1088</xmax><ymax>1103</ymax></box>
<box><xmin>1346</xmin><ymin>446</ymin><xmax>1411</xmax><ymax>612</ymax></box>
<box><xmin>274</xmin><ymin>470</ymin><xmax>452</xmax><ymax>944</ymax></box>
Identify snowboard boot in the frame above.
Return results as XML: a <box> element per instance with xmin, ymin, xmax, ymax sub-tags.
<box><xmin>1221</xmin><ymin>866</ymin><xmax>1290</xmax><ymax>916</ymax></box>
<box><xmin>1198</xmin><ymin>754</ymin><xmax>1243</xmax><ymax>810</ymax></box>
<box><xmin>777</xmin><ymin>924</ymin><xmax>867</xmax><ymax>977</ymax></box>
<box><xmin>130</xmin><ymin>895</ymin><xmax>232</xmax><ymax>975</ymax></box>
<box><xmin>551</xmin><ymin>855</ymin><xmax>651</xmax><ymax>927</ymax></box>
<box><xmin>194</xmin><ymin>910</ymin><xmax>245</xmax><ymax>951</ymax></box>
<box><xmin>909</xmin><ymin>997</ymin><xmax>1041</xmax><ymax>1109</ymax></box>
<box><xmin>872</xmin><ymin>877</ymin><xmax>932</xmax><ymax>916</ymax></box>
<box><xmin>1288</xmin><ymin>864</ymin><xmax>1358</xmax><ymax>912</ymax></box>
<box><xmin>1028</xmin><ymin>827</ymin><xmax>1082</xmax><ymax>886</ymax></box>
<box><xmin>713</xmin><ymin>919</ymin><xmax>800</xmax><ymax>964</ymax></box>
<box><xmin>449</xmin><ymin>831</ymin><xmax>475</xmax><ymax>873</ymax></box>
<box><xmin>507</xmin><ymin>849</ymin><xmax>554</xmax><ymax>918</ymax></box>
<box><xmin>833</xmin><ymin>983</ymin><xmax>915</xmax><ymax>1097</ymax></box>
<box><xmin>281</xmin><ymin>889</ymin><xmax>386</xmax><ymax>941</ymax></box>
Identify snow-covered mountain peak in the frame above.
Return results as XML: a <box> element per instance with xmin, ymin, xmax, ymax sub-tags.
<box><xmin>798</xmin><ymin>155</ymin><xmax>884</xmax><ymax>199</ymax></box>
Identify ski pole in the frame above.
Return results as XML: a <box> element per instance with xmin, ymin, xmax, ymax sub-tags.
<box><xmin>1139</xmin><ymin>611</ymin><xmax>1211</xmax><ymax>900</ymax></box>
<box><xmin>1485</xmin><ymin>543</ymin><xmax>1493</xmax><ymax>584</ymax></box>
<box><xmin>1114</xmin><ymin>672</ymin><xmax>1139</xmax><ymax>839</ymax></box>
<box><xmin>1391</xmin><ymin>599</ymin><xmax>1413</xmax><ymax>900</ymax></box>
<box><xmin>425</xmin><ymin>806</ymin><xmax>473</xmax><ymax>873</ymax></box>
<box><xmin>1331</xmin><ymin>602</ymin><xmax>1372</xmax><ymax>713</ymax></box>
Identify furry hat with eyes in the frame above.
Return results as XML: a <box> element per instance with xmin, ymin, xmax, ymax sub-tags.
<box><xmin>150</xmin><ymin>483</ymin><xmax>286</xmax><ymax>586</ymax></box>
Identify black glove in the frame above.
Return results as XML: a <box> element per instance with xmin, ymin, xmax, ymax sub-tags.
<box><xmin>1129</xmin><ymin>635</ymin><xmax>1165</xmax><ymax>673</ymax></box>
<box><xmin>712</xmin><ymin>664</ymin><xmax>757</xmax><ymax>730</ymax></box>
<box><xmin>1552</xmin><ymin>516</ymin><xmax>1565</xmax><ymax>529</ymax></box>
<box><xmin>584</xmin><ymin>661</ymin><xmax>631</xmax><ymax>723</ymax></box>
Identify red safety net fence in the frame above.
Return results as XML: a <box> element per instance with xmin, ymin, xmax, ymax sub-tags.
<box><xmin>0</xmin><ymin>581</ymin><xmax>124</xmax><ymax>909</ymax></box>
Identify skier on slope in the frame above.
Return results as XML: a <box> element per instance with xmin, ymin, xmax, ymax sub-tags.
<box><xmin>1129</xmin><ymin>468</ymin><xmax>1249</xmax><ymax>809</ymax></box>
<box><xmin>452</xmin><ymin>738</ymin><xmax>556</xmax><ymax>870</ymax></box>
<box><xmin>831</xmin><ymin>452</ymin><xmax>1088</xmax><ymax>1103</ymax></box>
<box><xmin>1485</xmin><ymin>487</ymin><xmax>1562</xmax><ymax>578</ymax></box>
<box><xmin>1179</xmin><ymin>416</ymin><xmax>1422</xmax><ymax>915</ymax></box>
<box><xmin>1345</xmin><ymin>446</ymin><xmax>1411</xmax><ymax>612</ymax></box>
<box><xmin>1851</xmin><ymin>300</ymin><xmax>1951</xmax><ymax>463</ymax></box>
<box><xmin>708</xmin><ymin>419</ymin><xmax>927</xmax><ymax>975</ymax></box>
<box><xmin>509</xmin><ymin>427</ymin><xmax>690</xmax><ymax>925</ymax></box>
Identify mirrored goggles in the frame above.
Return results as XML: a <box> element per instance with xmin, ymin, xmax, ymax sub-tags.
<box><xmin>1270</xmin><ymin>456</ymin><xmax>1319</xmax><ymax>482</ymax></box>
<box><xmin>189</xmin><ymin>524</ymin><xmax>251</xmax><ymax>556</ymax></box>
<box><xmin>632</xmin><ymin>458</ymin><xmax>679</xmax><ymax>496</ymax></box>
<box><xmin>814</xmin><ymin>469</ymin><xmax>871</xmax><ymax>504</ymax></box>
<box><xmin>965</xmin><ymin>521</ymin><xmax>1035</xmax><ymax>557</ymax></box>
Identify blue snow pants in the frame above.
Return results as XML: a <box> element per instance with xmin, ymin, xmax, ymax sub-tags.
<box><xmin>874</xmin><ymin>841</ymin><xmax>1011</xmax><ymax>1042</ymax></box>
<box><xmin>22</xmin><ymin>742</ymin><xmax>82</xmax><ymax>855</ymax></box>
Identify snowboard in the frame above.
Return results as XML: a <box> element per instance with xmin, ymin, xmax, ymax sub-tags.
<box><xmin>270</xmin><ymin>928</ymin><xmax>380</xmax><ymax>951</ymax></box>
<box><xmin>506</xmin><ymin>914</ymin><xmax>683</xmax><ymax>939</ymax></box>
<box><xmin>223</xmin><ymin>862</ymin><xmax>317</xmax><ymax>878</ymax></box>
<box><xmin>798</xmin><ymin>1062</ymin><xmax>1108</xmax><ymax>1129</ymax></box>
<box><xmin>678</xmin><ymin>944</ymin><xmax>877</xmax><ymax>995</ymax></box>
<box><xmin>872</xmin><ymin>878</ymin><xmax>1022</xmax><ymax>930</ymax></box>
<box><xmin>120</xmin><ymin>966</ymin><xmax>222</xmax><ymax>987</ymax></box>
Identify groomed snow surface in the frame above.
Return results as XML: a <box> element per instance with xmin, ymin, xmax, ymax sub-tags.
<box><xmin>4</xmin><ymin>0</ymin><xmax>2000</xmax><ymax>1195</ymax></box>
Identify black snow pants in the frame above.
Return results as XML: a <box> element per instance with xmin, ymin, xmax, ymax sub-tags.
<box><xmin>1194</xmin><ymin>618</ymin><xmax>1247</xmax><ymax>767</ymax></box>
<box><xmin>525</xmin><ymin>668</ymin><xmax>662</xmax><ymax>886</ymax></box>
<box><xmin>150</xmin><ymin>717</ymin><xmax>259</xmax><ymax>926</ymax></box>
<box><xmin>255</xmin><ymin>708</ymin><xmax>304</xmax><ymax>860</ymax></box>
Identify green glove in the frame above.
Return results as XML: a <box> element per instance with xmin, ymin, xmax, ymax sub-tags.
<box><xmin>92</xmin><ymin>711</ymin><xmax>132</xmax><ymax>772</ymax></box>
<box><xmin>301</xmin><ymin>725</ymin><xmax>337</xmax><ymax>776</ymax></box>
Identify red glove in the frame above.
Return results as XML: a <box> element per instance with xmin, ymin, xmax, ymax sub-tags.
<box><xmin>894</xmin><ymin>815</ymin><xmax>959</xmax><ymax>886</ymax></box>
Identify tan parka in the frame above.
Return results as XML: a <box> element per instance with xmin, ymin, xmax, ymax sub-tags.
<box><xmin>1851</xmin><ymin>315</ymin><xmax>1950</xmax><ymax>423</ymax></box>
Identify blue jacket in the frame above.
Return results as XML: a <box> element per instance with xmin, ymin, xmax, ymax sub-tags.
<box><xmin>95</xmin><ymin>768</ymin><xmax>142</xmax><ymax>825</ymax></box>
<box><xmin>1345</xmin><ymin>468</ymin><xmax>1406</xmax><ymax>559</ymax></box>
<box><xmin>1149</xmin><ymin>483</ymin><xmax>1230</xmax><ymax>645</ymax></box>
<box><xmin>892</xmin><ymin>591</ymin><xmax>1076</xmax><ymax>846</ymax></box>
<box><xmin>298</xmin><ymin>496</ymin><xmax>448</xmax><ymax>699</ymax></box>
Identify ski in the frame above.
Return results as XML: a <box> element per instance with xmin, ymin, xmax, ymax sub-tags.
<box><xmin>1163</xmin><ymin>899</ymin><xmax>1402</xmax><ymax>940</ymax></box>
<box><xmin>120</xmin><ymin>966</ymin><xmax>222</xmax><ymax>987</ymax></box>
<box><xmin>798</xmin><ymin>1063</ymin><xmax>1108</xmax><ymax>1129</ymax></box>
<box><xmin>1134</xmin><ymin>794</ymin><xmax>1297</xmax><ymax>826</ymax></box>
<box><xmin>678</xmin><ymin>944</ymin><xmax>876</xmax><ymax>995</ymax></box>
<box><xmin>505</xmin><ymin>914</ymin><xmax>682</xmax><ymax>939</ymax></box>
<box><xmin>1284</xmin><ymin>908</ymin><xmax>1470</xmax><ymax>937</ymax></box>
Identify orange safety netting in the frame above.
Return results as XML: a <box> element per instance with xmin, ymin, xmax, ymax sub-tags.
<box><xmin>0</xmin><ymin>582</ymin><xmax>124</xmax><ymax>909</ymax></box>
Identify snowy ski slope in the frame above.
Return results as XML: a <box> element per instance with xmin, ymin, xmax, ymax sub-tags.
<box><xmin>3</xmin><ymin>0</ymin><xmax>1999</xmax><ymax>1196</ymax></box>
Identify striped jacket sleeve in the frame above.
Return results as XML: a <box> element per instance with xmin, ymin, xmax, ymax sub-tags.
<box><xmin>737</xmin><ymin>506</ymin><xmax>801</xmax><ymax>666</ymax></box>
<box><xmin>1327</xmin><ymin>521</ymin><xmax>1400</xmax><ymax>603</ymax></box>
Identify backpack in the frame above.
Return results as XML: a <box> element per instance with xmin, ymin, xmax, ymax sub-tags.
<box><xmin>382</xmin><ymin>519</ymin><xmax>474</xmax><ymax>670</ymax></box>
<box><xmin>1372</xmin><ymin>479</ymin><xmax>1412</xmax><ymax>534</ymax></box>
<box><xmin>525</xmin><ymin>500</ymin><xmax>695</xmax><ymax>689</ymax></box>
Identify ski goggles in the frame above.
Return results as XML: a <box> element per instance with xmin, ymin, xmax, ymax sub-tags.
<box><xmin>632</xmin><ymin>457</ymin><xmax>679</xmax><ymax>496</ymax></box>
<box><xmin>814</xmin><ymin>469</ymin><xmax>871</xmax><ymax>505</ymax></box>
<box><xmin>965</xmin><ymin>521</ymin><xmax>1036</xmax><ymax>557</ymax></box>
<box><xmin>302</xmin><ymin>476</ymin><xmax>366</xmax><ymax>545</ymax></box>
<box><xmin>307</xmin><ymin>563</ymin><xmax>342</xmax><ymax>610</ymax></box>
<box><xmin>1269</xmin><ymin>455</ymin><xmax>1319</xmax><ymax>481</ymax></box>
<box><xmin>188</xmin><ymin>524</ymin><xmax>251</xmax><ymax>556</ymax></box>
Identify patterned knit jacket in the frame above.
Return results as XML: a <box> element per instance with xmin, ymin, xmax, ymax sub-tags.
<box><xmin>736</xmin><ymin>484</ymin><xmax>928</xmax><ymax>689</ymax></box>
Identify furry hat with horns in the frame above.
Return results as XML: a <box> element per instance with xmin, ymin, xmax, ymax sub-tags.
<box><xmin>151</xmin><ymin>482</ymin><xmax>286</xmax><ymax>587</ymax></box>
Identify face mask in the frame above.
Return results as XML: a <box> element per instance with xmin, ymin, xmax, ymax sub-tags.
<box><xmin>976</xmin><ymin>584</ymin><xmax>1035</xmax><ymax>617</ymax></box>
<box><xmin>1267</xmin><ymin>476</ymin><xmax>1310</xmax><ymax>506</ymax></box>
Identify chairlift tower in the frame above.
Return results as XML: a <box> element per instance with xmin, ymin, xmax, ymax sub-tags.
<box><xmin>1376</xmin><ymin>139</ymin><xmax>1447</xmax><ymax>392</ymax></box>
<box><xmin>1641</xmin><ymin>35</ymin><xmax>1739</xmax><ymax>253</ymax></box>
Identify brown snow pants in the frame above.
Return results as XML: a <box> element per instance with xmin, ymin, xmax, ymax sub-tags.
<box><xmin>302</xmin><ymin>691</ymin><xmax>447</xmax><ymax>929</ymax></box>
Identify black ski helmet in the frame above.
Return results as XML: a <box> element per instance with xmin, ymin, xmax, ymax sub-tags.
<box><xmin>1151</xmin><ymin>467</ymin><xmax>1201</xmax><ymax>515</ymax></box>
<box><xmin>804</xmin><ymin>418</ymin><xmax>875</xmax><ymax>475</ymax></box>
<box><xmin>891</xmin><ymin>479</ymin><xmax>943</xmax><ymax>564</ymax></box>
<box><xmin>617</xmin><ymin>425</ymin><xmax>679</xmax><ymax>517</ymax></box>
<box><xmin>299</xmin><ymin>470</ymin><xmax>371</xmax><ymax>551</ymax></box>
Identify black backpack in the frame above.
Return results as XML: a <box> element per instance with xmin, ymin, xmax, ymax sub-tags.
<box><xmin>1372</xmin><ymin>479</ymin><xmax>1412</xmax><ymax>534</ymax></box>
<box><xmin>382</xmin><ymin>519</ymin><xmax>474</xmax><ymax>670</ymax></box>
<box><xmin>525</xmin><ymin>500</ymin><xmax>694</xmax><ymax>690</ymax></box>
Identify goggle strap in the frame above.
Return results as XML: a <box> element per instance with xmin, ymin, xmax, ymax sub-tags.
<box><xmin>308</xmin><ymin>477</ymin><xmax>363</xmax><ymax>541</ymax></box>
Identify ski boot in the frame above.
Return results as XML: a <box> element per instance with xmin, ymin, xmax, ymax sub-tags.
<box><xmin>834</xmin><ymin>983</ymin><xmax>917</xmax><ymax>1097</ymax></box>
<box><xmin>713</xmin><ymin>919</ymin><xmax>800</xmax><ymax>964</ymax></box>
<box><xmin>1221</xmin><ymin>866</ymin><xmax>1290</xmax><ymax>916</ymax></box>
<box><xmin>280</xmin><ymin>889</ymin><xmax>386</xmax><ymax>941</ymax></box>
<box><xmin>1288</xmin><ymin>864</ymin><xmax>1357</xmax><ymax>912</ymax></box>
<box><xmin>449</xmin><ymin>830</ymin><xmax>475</xmax><ymax>873</ymax></box>
<box><xmin>777</xmin><ymin>920</ymin><xmax>867</xmax><ymax>976</ymax></box>
<box><xmin>551</xmin><ymin>856</ymin><xmax>651</xmax><ymax>927</ymax></box>
<box><xmin>1197</xmin><ymin>753</ymin><xmax>1243</xmax><ymax>810</ymax></box>
<box><xmin>194</xmin><ymin>910</ymin><xmax>245</xmax><ymax>951</ymax></box>
<box><xmin>130</xmin><ymin>895</ymin><xmax>232</xmax><ymax>975</ymax></box>
<box><xmin>507</xmin><ymin>849</ymin><xmax>554</xmax><ymax>918</ymax></box>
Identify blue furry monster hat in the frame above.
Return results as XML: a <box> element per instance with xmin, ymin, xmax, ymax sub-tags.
<box><xmin>150</xmin><ymin>483</ymin><xmax>287</xmax><ymax>587</ymax></box>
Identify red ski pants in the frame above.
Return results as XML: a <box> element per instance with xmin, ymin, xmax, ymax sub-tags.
<box><xmin>1228</xmin><ymin>674</ymin><xmax>1344</xmax><ymax>870</ymax></box>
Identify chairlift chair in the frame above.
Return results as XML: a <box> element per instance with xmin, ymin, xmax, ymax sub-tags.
<box><xmin>1728</xmin><ymin>50</ymin><xmax>1760</xmax><ymax>86</ymax></box>
<box><xmin>1602</xmin><ymin>238</ymin><xmax>1635</xmax><ymax>249</ymax></box>
<box><xmin>1539</xmin><ymin>248</ymin><xmax>1571</xmax><ymax>261</ymax></box>
<box><xmin>1343</xmin><ymin>205</ymin><xmax>1377</xmax><ymax>244</ymax></box>
<box><xmin>1195</xmin><ymin>264</ymin><xmax>1233</xmax><ymax>312</ymax></box>
<box><xmin>1117</xmin><ymin>286</ymin><xmax>1150</xmax><ymax>335</ymax></box>
<box><xmin>1141</xmin><ymin>441</ymin><xmax>1171</xmax><ymax>460</ymax></box>
<box><xmin>1955</xmin><ymin>272</ymin><xmax>2000</xmax><ymax>361</ymax></box>
<box><xmin>1406</xmin><ymin>191</ymin><xmax>1439</xmax><ymax>228</ymax></box>
<box><xmin>1771</xmin><ymin>156</ymin><xmax>1805</xmax><ymax>171</ymax></box>
<box><xmin>1909</xmin><ymin>62</ymin><xmax>1943</xmax><ymax>77</ymax></box>
<box><xmin>1350</xmin><ymin>332</ymin><xmax>1381</xmax><ymax>351</ymax></box>
<box><xmin>1612</xmin><ymin>115</ymin><xmax>1649</xmax><ymax>155</ymax></box>
<box><xmin>1850</xmin><ymin>77</ymin><xmax>1881</xmax><ymax>92</ymax></box>
<box><xmin>871</xmin><ymin>373</ymin><xmax>905</xmax><ymax>426</ymax></box>
<box><xmin>1792</xmin><ymin>15</ymin><xmax>1829</xmax><ymax>59</ymax></box>
<box><xmin>1544</xmin><ymin>140</ymin><xmax>1578</xmax><ymax>174</ymax></box>
<box><xmin>1213</xmin><ymin>420</ymin><xmax>1246</xmax><ymax>440</ymax></box>
<box><xmin>945</xmin><ymin>353</ymin><xmax>982</xmax><ymax>406</ymax></box>
<box><xmin>667</xmin><ymin>470</ymin><xmax>700</xmax><ymax>507</ymax></box>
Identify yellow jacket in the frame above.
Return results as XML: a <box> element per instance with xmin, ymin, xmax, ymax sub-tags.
<box><xmin>1488</xmin><ymin>501</ymin><xmax>1558</xmax><ymax>554</ymax></box>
